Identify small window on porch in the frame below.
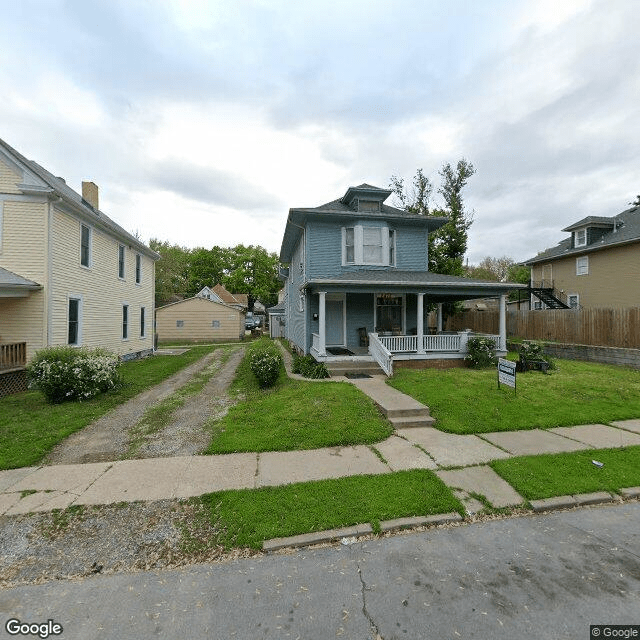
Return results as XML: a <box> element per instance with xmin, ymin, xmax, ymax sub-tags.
<box><xmin>376</xmin><ymin>294</ymin><xmax>403</xmax><ymax>333</ymax></box>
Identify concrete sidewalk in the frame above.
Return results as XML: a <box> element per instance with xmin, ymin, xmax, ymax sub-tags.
<box><xmin>2</xmin><ymin>420</ymin><xmax>640</xmax><ymax>516</ymax></box>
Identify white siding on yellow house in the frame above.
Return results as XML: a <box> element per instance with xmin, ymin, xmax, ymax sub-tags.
<box><xmin>156</xmin><ymin>297</ymin><xmax>244</xmax><ymax>343</ymax></box>
<box><xmin>531</xmin><ymin>243</ymin><xmax>640</xmax><ymax>309</ymax></box>
<box><xmin>49</xmin><ymin>206</ymin><xmax>156</xmax><ymax>357</ymax></box>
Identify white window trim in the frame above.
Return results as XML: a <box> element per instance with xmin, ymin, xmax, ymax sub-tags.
<box><xmin>373</xmin><ymin>293</ymin><xmax>406</xmax><ymax>334</ymax></box>
<box><xmin>67</xmin><ymin>294</ymin><xmax>83</xmax><ymax>346</ymax></box>
<box><xmin>80</xmin><ymin>223</ymin><xmax>92</xmax><ymax>268</ymax></box>
<box><xmin>567</xmin><ymin>294</ymin><xmax>579</xmax><ymax>309</ymax></box>
<box><xmin>576</xmin><ymin>256</ymin><xmax>589</xmax><ymax>276</ymax></box>
<box><xmin>575</xmin><ymin>228</ymin><xmax>587</xmax><ymax>247</ymax></box>
<box><xmin>342</xmin><ymin>224</ymin><xmax>395</xmax><ymax>266</ymax></box>
<box><xmin>140</xmin><ymin>306</ymin><xmax>146</xmax><ymax>338</ymax></box>
<box><xmin>118</xmin><ymin>244</ymin><xmax>126</xmax><ymax>280</ymax></box>
<box><xmin>122</xmin><ymin>303</ymin><xmax>130</xmax><ymax>340</ymax></box>
<box><xmin>135</xmin><ymin>253</ymin><xmax>142</xmax><ymax>285</ymax></box>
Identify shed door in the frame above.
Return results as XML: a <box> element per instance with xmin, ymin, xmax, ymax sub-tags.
<box><xmin>326</xmin><ymin>299</ymin><xmax>345</xmax><ymax>346</ymax></box>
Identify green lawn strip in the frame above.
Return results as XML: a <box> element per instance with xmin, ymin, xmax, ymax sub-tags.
<box><xmin>490</xmin><ymin>446</ymin><xmax>640</xmax><ymax>500</ymax></box>
<box><xmin>200</xmin><ymin>470</ymin><xmax>464</xmax><ymax>549</ymax></box>
<box><xmin>0</xmin><ymin>346</ymin><xmax>217</xmax><ymax>470</ymax></box>
<box><xmin>388</xmin><ymin>358</ymin><xmax>640</xmax><ymax>434</ymax></box>
<box><xmin>125</xmin><ymin>346</ymin><xmax>236</xmax><ymax>457</ymax></box>
<box><xmin>205</xmin><ymin>347</ymin><xmax>393</xmax><ymax>453</ymax></box>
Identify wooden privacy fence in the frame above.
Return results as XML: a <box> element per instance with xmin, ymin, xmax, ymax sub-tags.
<box><xmin>446</xmin><ymin>308</ymin><xmax>640</xmax><ymax>348</ymax></box>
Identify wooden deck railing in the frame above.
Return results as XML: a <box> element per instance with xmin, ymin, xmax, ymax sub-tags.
<box><xmin>0</xmin><ymin>342</ymin><xmax>27</xmax><ymax>370</ymax></box>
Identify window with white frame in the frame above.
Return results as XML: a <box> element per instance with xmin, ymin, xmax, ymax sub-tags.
<box><xmin>376</xmin><ymin>294</ymin><xmax>403</xmax><ymax>333</ymax></box>
<box><xmin>568</xmin><ymin>294</ymin><xmax>579</xmax><ymax>309</ymax></box>
<box><xmin>122</xmin><ymin>304</ymin><xmax>129</xmax><ymax>339</ymax></box>
<box><xmin>80</xmin><ymin>224</ymin><xmax>91</xmax><ymax>267</ymax></box>
<box><xmin>118</xmin><ymin>245</ymin><xmax>125</xmax><ymax>279</ymax></box>
<box><xmin>135</xmin><ymin>254</ymin><xmax>141</xmax><ymax>284</ymax></box>
<box><xmin>343</xmin><ymin>225</ymin><xmax>396</xmax><ymax>266</ymax></box>
<box><xmin>575</xmin><ymin>229</ymin><xmax>587</xmax><ymax>247</ymax></box>
<box><xmin>68</xmin><ymin>297</ymin><xmax>81</xmax><ymax>345</ymax></box>
<box><xmin>576</xmin><ymin>256</ymin><xmax>589</xmax><ymax>275</ymax></box>
<box><xmin>176</xmin><ymin>320</ymin><xmax>184</xmax><ymax>328</ymax></box>
<box><xmin>140</xmin><ymin>307</ymin><xmax>146</xmax><ymax>337</ymax></box>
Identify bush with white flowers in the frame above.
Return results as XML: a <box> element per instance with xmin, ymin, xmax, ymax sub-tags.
<box><xmin>28</xmin><ymin>346</ymin><xmax>122</xmax><ymax>404</ymax></box>
<box><xmin>464</xmin><ymin>336</ymin><xmax>498</xmax><ymax>368</ymax></box>
<box><xmin>249</xmin><ymin>339</ymin><xmax>283</xmax><ymax>388</ymax></box>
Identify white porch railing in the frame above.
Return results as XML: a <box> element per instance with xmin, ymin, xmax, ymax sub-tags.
<box><xmin>377</xmin><ymin>332</ymin><xmax>500</xmax><ymax>354</ymax></box>
<box><xmin>312</xmin><ymin>333</ymin><xmax>320</xmax><ymax>353</ymax></box>
<box><xmin>379</xmin><ymin>334</ymin><xmax>418</xmax><ymax>352</ymax></box>
<box><xmin>422</xmin><ymin>334</ymin><xmax>461</xmax><ymax>351</ymax></box>
<box><xmin>368</xmin><ymin>333</ymin><xmax>393</xmax><ymax>376</ymax></box>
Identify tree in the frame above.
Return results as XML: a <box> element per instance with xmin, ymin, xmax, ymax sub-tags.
<box><xmin>223</xmin><ymin>245</ymin><xmax>281</xmax><ymax>309</ymax></box>
<box><xmin>186</xmin><ymin>246</ymin><xmax>231</xmax><ymax>297</ymax></box>
<box><xmin>150</xmin><ymin>239</ymin><xmax>189</xmax><ymax>307</ymax></box>
<box><xmin>390</xmin><ymin>168</ymin><xmax>432</xmax><ymax>215</ymax></box>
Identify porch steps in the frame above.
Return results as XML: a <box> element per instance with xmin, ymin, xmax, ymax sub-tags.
<box><xmin>326</xmin><ymin>360</ymin><xmax>385</xmax><ymax>377</ymax></box>
<box><xmin>346</xmin><ymin>376</ymin><xmax>436</xmax><ymax>429</ymax></box>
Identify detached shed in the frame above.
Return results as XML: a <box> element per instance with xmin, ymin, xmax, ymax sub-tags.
<box><xmin>155</xmin><ymin>297</ymin><xmax>245</xmax><ymax>343</ymax></box>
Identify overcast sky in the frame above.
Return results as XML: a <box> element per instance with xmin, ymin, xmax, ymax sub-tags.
<box><xmin>1</xmin><ymin>0</ymin><xmax>637</xmax><ymax>265</ymax></box>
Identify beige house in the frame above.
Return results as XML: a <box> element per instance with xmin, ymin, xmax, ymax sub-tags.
<box><xmin>524</xmin><ymin>204</ymin><xmax>640</xmax><ymax>310</ymax></box>
<box><xmin>155</xmin><ymin>297</ymin><xmax>245</xmax><ymax>343</ymax></box>
<box><xmin>0</xmin><ymin>138</ymin><xmax>159</xmax><ymax>372</ymax></box>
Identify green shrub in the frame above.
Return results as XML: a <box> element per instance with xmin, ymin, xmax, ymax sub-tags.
<box><xmin>28</xmin><ymin>346</ymin><xmax>122</xmax><ymax>404</ymax></box>
<box><xmin>519</xmin><ymin>341</ymin><xmax>555</xmax><ymax>370</ymax></box>
<box><xmin>292</xmin><ymin>353</ymin><xmax>329</xmax><ymax>379</ymax></box>
<box><xmin>249</xmin><ymin>340</ymin><xmax>283</xmax><ymax>388</ymax></box>
<box><xmin>464</xmin><ymin>336</ymin><xmax>497</xmax><ymax>368</ymax></box>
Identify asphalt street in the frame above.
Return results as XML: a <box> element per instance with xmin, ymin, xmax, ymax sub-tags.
<box><xmin>1</xmin><ymin>502</ymin><xmax>638</xmax><ymax>640</ymax></box>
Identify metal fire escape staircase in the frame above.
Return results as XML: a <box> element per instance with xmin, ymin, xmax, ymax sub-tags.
<box><xmin>528</xmin><ymin>281</ymin><xmax>572</xmax><ymax>309</ymax></box>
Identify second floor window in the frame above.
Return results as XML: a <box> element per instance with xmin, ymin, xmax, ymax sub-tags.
<box><xmin>135</xmin><ymin>254</ymin><xmax>141</xmax><ymax>284</ymax></box>
<box><xmin>118</xmin><ymin>245</ymin><xmax>125</xmax><ymax>279</ymax></box>
<box><xmin>343</xmin><ymin>225</ymin><xmax>396</xmax><ymax>266</ymax></box>
<box><xmin>575</xmin><ymin>229</ymin><xmax>587</xmax><ymax>247</ymax></box>
<box><xmin>576</xmin><ymin>256</ymin><xmax>589</xmax><ymax>275</ymax></box>
<box><xmin>80</xmin><ymin>225</ymin><xmax>91</xmax><ymax>267</ymax></box>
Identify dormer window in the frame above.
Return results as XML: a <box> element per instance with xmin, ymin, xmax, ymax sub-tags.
<box><xmin>575</xmin><ymin>229</ymin><xmax>587</xmax><ymax>247</ymax></box>
<box><xmin>342</xmin><ymin>225</ymin><xmax>396</xmax><ymax>266</ymax></box>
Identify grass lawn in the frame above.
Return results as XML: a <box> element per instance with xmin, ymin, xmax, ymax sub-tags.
<box><xmin>205</xmin><ymin>349</ymin><xmax>393</xmax><ymax>454</ymax></box>
<box><xmin>388</xmin><ymin>358</ymin><xmax>640</xmax><ymax>434</ymax></box>
<box><xmin>0</xmin><ymin>345</ymin><xmax>217</xmax><ymax>470</ymax></box>
<box><xmin>200</xmin><ymin>470</ymin><xmax>463</xmax><ymax>549</ymax></box>
<box><xmin>491</xmin><ymin>446</ymin><xmax>640</xmax><ymax>500</ymax></box>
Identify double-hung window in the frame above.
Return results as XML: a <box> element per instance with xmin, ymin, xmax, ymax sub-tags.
<box><xmin>343</xmin><ymin>225</ymin><xmax>395</xmax><ymax>266</ymax></box>
<box><xmin>122</xmin><ymin>304</ymin><xmax>129</xmax><ymax>339</ymax></box>
<box><xmin>135</xmin><ymin>254</ymin><xmax>141</xmax><ymax>284</ymax></box>
<box><xmin>575</xmin><ymin>229</ymin><xmax>587</xmax><ymax>247</ymax></box>
<box><xmin>576</xmin><ymin>256</ymin><xmax>589</xmax><ymax>275</ymax></box>
<box><xmin>68</xmin><ymin>297</ymin><xmax>81</xmax><ymax>345</ymax></box>
<box><xmin>140</xmin><ymin>307</ymin><xmax>146</xmax><ymax>338</ymax></box>
<box><xmin>118</xmin><ymin>245</ymin><xmax>125</xmax><ymax>279</ymax></box>
<box><xmin>80</xmin><ymin>225</ymin><xmax>91</xmax><ymax>267</ymax></box>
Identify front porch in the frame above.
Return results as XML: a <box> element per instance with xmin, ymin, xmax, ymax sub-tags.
<box><xmin>0</xmin><ymin>341</ymin><xmax>28</xmax><ymax>398</ymax></box>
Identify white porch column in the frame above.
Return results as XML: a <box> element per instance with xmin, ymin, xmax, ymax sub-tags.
<box><xmin>417</xmin><ymin>293</ymin><xmax>425</xmax><ymax>353</ymax></box>
<box><xmin>499</xmin><ymin>294</ymin><xmax>507</xmax><ymax>352</ymax></box>
<box><xmin>437</xmin><ymin>303</ymin><xmax>443</xmax><ymax>333</ymax></box>
<box><xmin>318</xmin><ymin>291</ymin><xmax>327</xmax><ymax>356</ymax></box>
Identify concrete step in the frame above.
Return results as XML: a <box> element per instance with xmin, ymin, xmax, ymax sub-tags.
<box><xmin>326</xmin><ymin>362</ymin><xmax>384</xmax><ymax>376</ymax></box>
<box><xmin>385</xmin><ymin>406</ymin><xmax>432</xmax><ymax>419</ymax></box>
<box><xmin>389</xmin><ymin>415</ymin><xmax>436</xmax><ymax>429</ymax></box>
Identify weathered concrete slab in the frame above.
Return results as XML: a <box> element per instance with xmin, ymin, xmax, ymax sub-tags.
<box><xmin>610</xmin><ymin>419</ymin><xmax>640</xmax><ymax>434</ymax></box>
<box><xmin>436</xmin><ymin>466</ymin><xmax>524</xmax><ymax>508</ymax></box>
<box><xmin>75</xmin><ymin>457</ymin><xmax>192</xmax><ymax>505</ymax></box>
<box><xmin>481</xmin><ymin>429</ymin><xmax>588</xmax><ymax>455</ymax></box>
<box><xmin>529</xmin><ymin>495</ymin><xmax>578</xmax><ymax>512</ymax></box>
<box><xmin>572</xmin><ymin>491</ymin><xmax>615</xmax><ymax>506</ymax></box>
<box><xmin>348</xmin><ymin>376</ymin><xmax>427</xmax><ymax>416</ymax></box>
<box><xmin>257</xmin><ymin>446</ymin><xmax>388</xmax><ymax>487</ymax></box>
<box><xmin>379</xmin><ymin>512</ymin><xmax>462</xmax><ymax>533</ymax></box>
<box><xmin>263</xmin><ymin>523</ymin><xmax>373</xmax><ymax>551</ymax></box>
<box><xmin>0</xmin><ymin>492</ymin><xmax>22</xmax><ymax>515</ymax></box>
<box><xmin>0</xmin><ymin>467</ymin><xmax>39</xmax><ymax>492</ymax></box>
<box><xmin>397</xmin><ymin>427</ymin><xmax>510</xmax><ymax>467</ymax></box>
<box><xmin>9</xmin><ymin>462</ymin><xmax>112</xmax><ymax>495</ymax></box>
<box><xmin>6</xmin><ymin>490</ymin><xmax>78</xmax><ymax>515</ymax></box>
<box><xmin>549</xmin><ymin>424</ymin><xmax>640</xmax><ymax>448</ymax></box>
<box><xmin>374</xmin><ymin>436</ymin><xmax>437</xmax><ymax>471</ymax></box>
<box><xmin>172</xmin><ymin>453</ymin><xmax>257</xmax><ymax>497</ymax></box>
<box><xmin>620</xmin><ymin>486</ymin><xmax>640</xmax><ymax>499</ymax></box>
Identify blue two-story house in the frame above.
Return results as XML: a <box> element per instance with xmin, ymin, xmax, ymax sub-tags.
<box><xmin>279</xmin><ymin>184</ymin><xmax>522</xmax><ymax>375</ymax></box>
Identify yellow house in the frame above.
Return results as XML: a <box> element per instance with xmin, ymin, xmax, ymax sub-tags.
<box><xmin>155</xmin><ymin>297</ymin><xmax>245</xmax><ymax>343</ymax></box>
<box><xmin>524</xmin><ymin>205</ymin><xmax>640</xmax><ymax>310</ymax></box>
<box><xmin>0</xmin><ymin>137</ymin><xmax>159</xmax><ymax>379</ymax></box>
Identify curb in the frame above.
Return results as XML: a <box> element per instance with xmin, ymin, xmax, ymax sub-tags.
<box><xmin>529</xmin><ymin>491</ymin><xmax>620</xmax><ymax>513</ymax></box>
<box><xmin>262</xmin><ymin>512</ymin><xmax>463</xmax><ymax>552</ymax></box>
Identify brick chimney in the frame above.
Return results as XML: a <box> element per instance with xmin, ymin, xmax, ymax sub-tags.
<box><xmin>82</xmin><ymin>181</ymin><xmax>99</xmax><ymax>210</ymax></box>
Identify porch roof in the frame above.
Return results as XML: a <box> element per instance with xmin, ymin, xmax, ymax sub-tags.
<box><xmin>304</xmin><ymin>269</ymin><xmax>526</xmax><ymax>300</ymax></box>
<box><xmin>0</xmin><ymin>267</ymin><xmax>42</xmax><ymax>297</ymax></box>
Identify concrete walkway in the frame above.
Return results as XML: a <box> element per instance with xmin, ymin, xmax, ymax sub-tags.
<box><xmin>3</xmin><ymin>344</ymin><xmax>640</xmax><ymax>517</ymax></box>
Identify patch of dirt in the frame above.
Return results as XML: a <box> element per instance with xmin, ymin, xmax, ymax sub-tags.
<box><xmin>0</xmin><ymin>500</ymin><xmax>258</xmax><ymax>589</ymax></box>
<box><xmin>43</xmin><ymin>347</ymin><xmax>243</xmax><ymax>465</ymax></box>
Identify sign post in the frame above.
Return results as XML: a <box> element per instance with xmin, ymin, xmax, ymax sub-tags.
<box><xmin>497</xmin><ymin>358</ymin><xmax>516</xmax><ymax>394</ymax></box>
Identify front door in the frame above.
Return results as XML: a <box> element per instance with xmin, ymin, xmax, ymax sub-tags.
<box><xmin>326</xmin><ymin>299</ymin><xmax>345</xmax><ymax>346</ymax></box>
